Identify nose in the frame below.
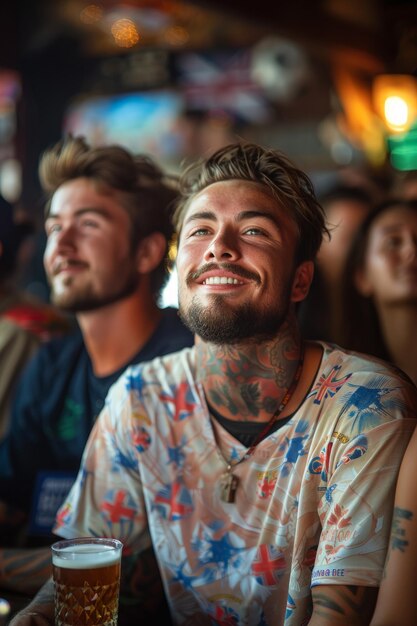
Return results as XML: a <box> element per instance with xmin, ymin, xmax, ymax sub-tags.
<box><xmin>44</xmin><ymin>224</ymin><xmax>77</xmax><ymax>267</ymax></box>
<box><xmin>53</xmin><ymin>224</ymin><xmax>77</xmax><ymax>252</ymax></box>
<box><xmin>203</xmin><ymin>227</ymin><xmax>241</xmax><ymax>262</ymax></box>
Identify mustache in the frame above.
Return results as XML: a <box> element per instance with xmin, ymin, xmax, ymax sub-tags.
<box><xmin>52</xmin><ymin>259</ymin><xmax>87</xmax><ymax>275</ymax></box>
<box><xmin>186</xmin><ymin>262</ymin><xmax>261</xmax><ymax>285</ymax></box>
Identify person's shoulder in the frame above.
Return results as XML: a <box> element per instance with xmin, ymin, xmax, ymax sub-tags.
<box><xmin>28</xmin><ymin>326</ymin><xmax>85</xmax><ymax>367</ymax></box>
<box><xmin>105</xmin><ymin>346</ymin><xmax>196</xmax><ymax>413</ymax></box>
<box><xmin>311</xmin><ymin>342</ymin><xmax>417</xmax><ymax>434</ymax></box>
<box><xmin>318</xmin><ymin>341</ymin><xmax>417</xmax><ymax>398</ymax></box>
<box><xmin>128</xmin><ymin>343</ymin><xmax>196</xmax><ymax>381</ymax></box>
<box><xmin>319</xmin><ymin>340</ymin><xmax>403</xmax><ymax>374</ymax></box>
<box><xmin>8</xmin><ymin>327</ymin><xmax>87</xmax><ymax>400</ymax></box>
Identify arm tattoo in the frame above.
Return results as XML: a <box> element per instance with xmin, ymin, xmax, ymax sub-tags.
<box><xmin>391</xmin><ymin>506</ymin><xmax>413</xmax><ymax>552</ymax></box>
<box><xmin>312</xmin><ymin>585</ymin><xmax>377</xmax><ymax>624</ymax></box>
<box><xmin>11</xmin><ymin>579</ymin><xmax>55</xmax><ymax>624</ymax></box>
<box><xmin>381</xmin><ymin>506</ymin><xmax>415</xmax><ymax>579</ymax></box>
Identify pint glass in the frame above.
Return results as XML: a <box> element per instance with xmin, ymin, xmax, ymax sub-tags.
<box><xmin>52</xmin><ymin>537</ymin><xmax>123</xmax><ymax>626</ymax></box>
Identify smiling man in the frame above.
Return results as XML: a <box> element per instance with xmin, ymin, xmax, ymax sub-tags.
<box><xmin>176</xmin><ymin>180</ymin><xmax>306</xmax><ymax>344</ymax></box>
<box><xmin>11</xmin><ymin>143</ymin><xmax>417</xmax><ymax>626</ymax></box>
<box><xmin>0</xmin><ymin>136</ymin><xmax>193</xmax><ymax>597</ymax></box>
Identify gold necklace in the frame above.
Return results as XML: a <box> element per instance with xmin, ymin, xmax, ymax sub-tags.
<box><xmin>214</xmin><ymin>343</ymin><xmax>305</xmax><ymax>503</ymax></box>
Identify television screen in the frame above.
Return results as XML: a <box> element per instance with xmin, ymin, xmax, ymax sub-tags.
<box><xmin>63</xmin><ymin>89</ymin><xmax>186</xmax><ymax>169</ymax></box>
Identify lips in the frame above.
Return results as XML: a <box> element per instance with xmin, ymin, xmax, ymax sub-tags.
<box><xmin>188</xmin><ymin>262</ymin><xmax>260</xmax><ymax>286</ymax></box>
<box><xmin>53</xmin><ymin>259</ymin><xmax>87</xmax><ymax>276</ymax></box>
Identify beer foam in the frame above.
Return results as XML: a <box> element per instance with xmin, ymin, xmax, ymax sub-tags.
<box><xmin>52</xmin><ymin>543</ymin><xmax>121</xmax><ymax>569</ymax></box>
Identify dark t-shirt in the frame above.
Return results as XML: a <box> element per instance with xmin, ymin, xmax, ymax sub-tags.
<box><xmin>0</xmin><ymin>307</ymin><xmax>193</xmax><ymax>517</ymax></box>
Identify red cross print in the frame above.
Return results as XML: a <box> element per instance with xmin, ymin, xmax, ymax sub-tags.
<box><xmin>312</xmin><ymin>366</ymin><xmax>352</xmax><ymax>404</ymax></box>
<box><xmin>102</xmin><ymin>490</ymin><xmax>136</xmax><ymax>523</ymax></box>
<box><xmin>252</xmin><ymin>544</ymin><xmax>286</xmax><ymax>586</ymax></box>
<box><xmin>212</xmin><ymin>604</ymin><xmax>239</xmax><ymax>626</ymax></box>
<box><xmin>155</xmin><ymin>481</ymin><xmax>192</xmax><ymax>520</ymax></box>
<box><xmin>159</xmin><ymin>382</ymin><xmax>195</xmax><ymax>421</ymax></box>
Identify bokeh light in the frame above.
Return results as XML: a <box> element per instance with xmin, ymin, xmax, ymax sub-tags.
<box><xmin>111</xmin><ymin>18</ymin><xmax>140</xmax><ymax>48</ymax></box>
<box><xmin>80</xmin><ymin>4</ymin><xmax>103</xmax><ymax>25</ymax></box>
<box><xmin>384</xmin><ymin>96</ymin><xmax>409</xmax><ymax>131</ymax></box>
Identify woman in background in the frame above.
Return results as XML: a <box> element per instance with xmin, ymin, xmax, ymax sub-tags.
<box><xmin>341</xmin><ymin>198</ymin><xmax>417</xmax><ymax>385</ymax></box>
<box><xmin>344</xmin><ymin>198</ymin><xmax>417</xmax><ymax>626</ymax></box>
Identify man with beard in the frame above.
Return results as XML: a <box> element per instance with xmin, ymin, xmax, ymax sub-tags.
<box><xmin>0</xmin><ymin>136</ymin><xmax>193</xmax><ymax>592</ymax></box>
<box><xmin>10</xmin><ymin>143</ymin><xmax>417</xmax><ymax>626</ymax></box>
<box><xmin>0</xmin><ymin>196</ymin><xmax>70</xmax><ymax>438</ymax></box>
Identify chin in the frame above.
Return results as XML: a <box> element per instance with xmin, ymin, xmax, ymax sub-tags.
<box><xmin>51</xmin><ymin>290</ymin><xmax>91</xmax><ymax>311</ymax></box>
<box><xmin>180</xmin><ymin>296</ymin><xmax>287</xmax><ymax>345</ymax></box>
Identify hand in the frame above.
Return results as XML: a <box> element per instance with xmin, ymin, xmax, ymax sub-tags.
<box><xmin>8</xmin><ymin>609</ymin><xmax>53</xmax><ymax>625</ymax></box>
<box><xmin>8</xmin><ymin>580</ymin><xmax>54</xmax><ymax>626</ymax></box>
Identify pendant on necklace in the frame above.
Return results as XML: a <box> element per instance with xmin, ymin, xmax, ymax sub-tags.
<box><xmin>220</xmin><ymin>466</ymin><xmax>239</xmax><ymax>503</ymax></box>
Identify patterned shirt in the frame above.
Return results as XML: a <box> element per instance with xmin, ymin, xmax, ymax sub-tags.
<box><xmin>55</xmin><ymin>343</ymin><xmax>417</xmax><ymax>626</ymax></box>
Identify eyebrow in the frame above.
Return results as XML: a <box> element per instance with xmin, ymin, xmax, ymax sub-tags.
<box><xmin>46</xmin><ymin>207</ymin><xmax>112</xmax><ymax>221</ymax></box>
<box><xmin>377</xmin><ymin>223</ymin><xmax>411</xmax><ymax>234</ymax></box>
<box><xmin>184</xmin><ymin>209</ymin><xmax>281</xmax><ymax>227</ymax></box>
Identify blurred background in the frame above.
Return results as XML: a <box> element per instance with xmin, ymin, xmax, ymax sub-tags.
<box><xmin>0</xmin><ymin>0</ymin><xmax>416</xmax><ymax>228</ymax></box>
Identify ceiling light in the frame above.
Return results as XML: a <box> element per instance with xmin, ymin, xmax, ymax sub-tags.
<box><xmin>373</xmin><ymin>74</ymin><xmax>417</xmax><ymax>132</ymax></box>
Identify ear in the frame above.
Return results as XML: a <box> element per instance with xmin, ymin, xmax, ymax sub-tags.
<box><xmin>135</xmin><ymin>232</ymin><xmax>167</xmax><ymax>275</ymax></box>
<box><xmin>354</xmin><ymin>267</ymin><xmax>373</xmax><ymax>297</ymax></box>
<box><xmin>290</xmin><ymin>261</ymin><xmax>314</xmax><ymax>303</ymax></box>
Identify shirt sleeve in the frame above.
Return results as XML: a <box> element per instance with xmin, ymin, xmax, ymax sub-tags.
<box><xmin>312</xmin><ymin>414</ymin><xmax>416</xmax><ymax>588</ymax></box>
<box><xmin>54</xmin><ymin>369</ymin><xmax>152</xmax><ymax>555</ymax></box>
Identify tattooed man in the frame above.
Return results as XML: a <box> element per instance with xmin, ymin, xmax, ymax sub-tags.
<box><xmin>10</xmin><ymin>143</ymin><xmax>417</xmax><ymax>626</ymax></box>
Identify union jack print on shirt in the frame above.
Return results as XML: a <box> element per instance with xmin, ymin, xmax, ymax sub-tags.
<box><xmin>309</xmin><ymin>365</ymin><xmax>352</xmax><ymax>405</ymax></box>
<box><xmin>252</xmin><ymin>545</ymin><xmax>286</xmax><ymax>586</ymax></box>
<box><xmin>153</xmin><ymin>480</ymin><xmax>194</xmax><ymax>520</ymax></box>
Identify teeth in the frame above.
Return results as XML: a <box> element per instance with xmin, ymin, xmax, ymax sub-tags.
<box><xmin>203</xmin><ymin>276</ymin><xmax>243</xmax><ymax>285</ymax></box>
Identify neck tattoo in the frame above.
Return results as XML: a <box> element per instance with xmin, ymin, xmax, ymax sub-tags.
<box><xmin>218</xmin><ymin>342</ymin><xmax>305</xmax><ymax>503</ymax></box>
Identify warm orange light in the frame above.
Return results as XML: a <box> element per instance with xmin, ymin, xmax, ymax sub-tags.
<box><xmin>80</xmin><ymin>4</ymin><xmax>103</xmax><ymax>24</ymax></box>
<box><xmin>332</xmin><ymin>66</ymin><xmax>387</xmax><ymax>165</ymax></box>
<box><xmin>373</xmin><ymin>74</ymin><xmax>417</xmax><ymax>132</ymax></box>
<box><xmin>111</xmin><ymin>18</ymin><xmax>140</xmax><ymax>48</ymax></box>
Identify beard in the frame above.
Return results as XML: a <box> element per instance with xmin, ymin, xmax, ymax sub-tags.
<box><xmin>179</xmin><ymin>292</ymin><xmax>290</xmax><ymax>345</ymax></box>
<box><xmin>50</xmin><ymin>270</ymin><xmax>140</xmax><ymax>313</ymax></box>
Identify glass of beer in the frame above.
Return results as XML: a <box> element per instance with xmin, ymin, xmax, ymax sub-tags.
<box><xmin>52</xmin><ymin>537</ymin><xmax>123</xmax><ymax>626</ymax></box>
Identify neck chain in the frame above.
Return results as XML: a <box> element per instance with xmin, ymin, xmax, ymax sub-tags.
<box><xmin>215</xmin><ymin>342</ymin><xmax>305</xmax><ymax>503</ymax></box>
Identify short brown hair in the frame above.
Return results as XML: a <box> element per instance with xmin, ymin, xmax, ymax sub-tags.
<box><xmin>39</xmin><ymin>135</ymin><xmax>179</xmax><ymax>296</ymax></box>
<box><xmin>174</xmin><ymin>142</ymin><xmax>328</xmax><ymax>263</ymax></box>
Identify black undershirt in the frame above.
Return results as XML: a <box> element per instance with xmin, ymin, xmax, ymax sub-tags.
<box><xmin>208</xmin><ymin>402</ymin><xmax>293</xmax><ymax>447</ymax></box>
